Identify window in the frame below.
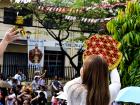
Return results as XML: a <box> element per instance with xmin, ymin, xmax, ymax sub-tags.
<box><xmin>44</xmin><ymin>51</ymin><xmax>64</xmax><ymax>78</ymax></box>
<box><xmin>3</xmin><ymin>52</ymin><xmax>28</xmax><ymax>78</ymax></box>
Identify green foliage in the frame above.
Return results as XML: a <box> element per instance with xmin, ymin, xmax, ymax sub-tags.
<box><xmin>107</xmin><ymin>1</ymin><xmax>140</xmax><ymax>88</ymax></box>
<box><xmin>45</xmin><ymin>0</ymin><xmax>68</xmax><ymax>6</ymax></box>
<box><xmin>77</xmin><ymin>8</ymin><xmax>109</xmax><ymax>34</ymax></box>
<box><xmin>44</xmin><ymin>12</ymin><xmax>72</xmax><ymax>30</ymax></box>
<box><xmin>72</xmin><ymin>0</ymin><xmax>84</xmax><ymax>8</ymax></box>
<box><xmin>44</xmin><ymin>0</ymin><xmax>102</xmax><ymax>8</ymax></box>
<box><xmin>83</xmin><ymin>8</ymin><xmax>109</xmax><ymax>18</ymax></box>
<box><xmin>73</xmin><ymin>33</ymin><xmax>88</xmax><ymax>42</ymax></box>
<box><xmin>12</xmin><ymin>2</ymin><xmax>37</xmax><ymax>11</ymax></box>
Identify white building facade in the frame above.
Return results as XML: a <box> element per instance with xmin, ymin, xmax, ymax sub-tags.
<box><xmin>0</xmin><ymin>1</ymin><xmax>86</xmax><ymax>79</ymax></box>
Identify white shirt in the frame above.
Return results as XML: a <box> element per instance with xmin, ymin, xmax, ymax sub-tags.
<box><xmin>63</xmin><ymin>68</ymin><xmax>121</xmax><ymax>105</ymax></box>
<box><xmin>36</xmin><ymin>90</ymin><xmax>48</xmax><ymax>99</ymax></box>
<box><xmin>38</xmin><ymin>78</ymin><xmax>45</xmax><ymax>86</ymax></box>
<box><xmin>14</xmin><ymin>74</ymin><xmax>22</xmax><ymax>85</ymax></box>
<box><xmin>7</xmin><ymin>80</ymin><xmax>12</xmax><ymax>86</ymax></box>
<box><xmin>7</xmin><ymin>93</ymin><xmax>16</xmax><ymax>105</ymax></box>
<box><xmin>31</xmin><ymin>80</ymin><xmax>39</xmax><ymax>91</ymax></box>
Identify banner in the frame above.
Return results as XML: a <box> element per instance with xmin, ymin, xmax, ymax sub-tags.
<box><xmin>44</xmin><ymin>40</ymin><xmax>83</xmax><ymax>49</ymax></box>
<box><xmin>28</xmin><ymin>39</ymin><xmax>44</xmax><ymax>68</ymax></box>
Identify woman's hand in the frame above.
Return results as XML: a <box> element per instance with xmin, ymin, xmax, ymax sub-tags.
<box><xmin>3</xmin><ymin>27</ymin><xmax>19</xmax><ymax>44</ymax></box>
<box><xmin>0</xmin><ymin>27</ymin><xmax>20</xmax><ymax>57</ymax></box>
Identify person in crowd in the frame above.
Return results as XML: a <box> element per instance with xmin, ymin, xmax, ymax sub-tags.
<box><xmin>31</xmin><ymin>77</ymin><xmax>40</xmax><ymax>91</ymax></box>
<box><xmin>0</xmin><ymin>74</ymin><xmax>4</xmax><ymax>80</ymax></box>
<box><xmin>56</xmin><ymin>91</ymin><xmax>67</xmax><ymax>105</ymax></box>
<box><xmin>34</xmin><ymin>70</ymin><xmax>47</xmax><ymax>80</ymax></box>
<box><xmin>36</xmin><ymin>86</ymin><xmax>48</xmax><ymax>99</ymax></box>
<box><xmin>58</xmin><ymin>99</ymin><xmax>67</xmax><ymax>105</ymax></box>
<box><xmin>34</xmin><ymin>71</ymin><xmax>40</xmax><ymax>79</ymax></box>
<box><xmin>14</xmin><ymin>70</ymin><xmax>22</xmax><ymax>85</ymax></box>
<box><xmin>12</xmin><ymin>79</ymin><xmax>18</xmax><ymax>89</ymax></box>
<box><xmin>51</xmin><ymin>75</ymin><xmax>63</xmax><ymax>94</ymax></box>
<box><xmin>30</xmin><ymin>92</ymin><xmax>38</xmax><ymax>105</ymax></box>
<box><xmin>0</xmin><ymin>90</ymin><xmax>3</xmax><ymax>105</ymax></box>
<box><xmin>0</xmin><ymin>27</ymin><xmax>19</xmax><ymax>57</ymax></box>
<box><xmin>17</xmin><ymin>88</ymin><xmax>32</xmax><ymax>105</ymax></box>
<box><xmin>38</xmin><ymin>76</ymin><xmax>46</xmax><ymax>87</ymax></box>
<box><xmin>0</xmin><ymin>88</ymin><xmax>8</xmax><ymax>105</ymax></box>
<box><xmin>15</xmin><ymin>85</ymin><xmax>22</xmax><ymax>96</ymax></box>
<box><xmin>33</xmin><ymin>70</ymin><xmax>47</xmax><ymax>90</ymax></box>
<box><xmin>21</xmin><ymin>72</ymin><xmax>26</xmax><ymax>82</ymax></box>
<box><xmin>6</xmin><ymin>75</ymin><xmax>13</xmax><ymax>86</ymax></box>
<box><xmin>31</xmin><ymin>92</ymin><xmax>47</xmax><ymax>105</ymax></box>
<box><xmin>63</xmin><ymin>55</ymin><xmax>121</xmax><ymax>105</ymax></box>
<box><xmin>51</xmin><ymin>93</ymin><xmax>58</xmax><ymax>105</ymax></box>
<box><xmin>37</xmin><ymin>92</ymin><xmax>47</xmax><ymax>105</ymax></box>
<box><xmin>5</xmin><ymin>88</ymin><xmax>16</xmax><ymax>105</ymax></box>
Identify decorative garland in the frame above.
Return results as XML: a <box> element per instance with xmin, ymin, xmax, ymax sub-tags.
<box><xmin>38</xmin><ymin>6</ymin><xmax>113</xmax><ymax>24</ymax></box>
<box><xmin>38</xmin><ymin>2</ymin><xmax>125</xmax><ymax>24</ymax></box>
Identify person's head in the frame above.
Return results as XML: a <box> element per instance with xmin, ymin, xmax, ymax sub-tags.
<box><xmin>35</xmin><ymin>43</ymin><xmax>38</xmax><ymax>49</ymax></box>
<box><xmin>31</xmin><ymin>92</ymin><xmax>38</xmax><ymax>98</ymax></box>
<box><xmin>25</xmin><ymin>88</ymin><xmax>31</xmax><ymax>94</ymax></box>
<box><xmin>16</xmin><ymin>70</ymin><xmax>21</xmax><ymax>75</ymax></box>
<box><xmin>82</xmin><ymin>55</ymin><xmax>110</xmax><ymax>105</ymax></box>
<box><xmin>16</xmin><ymin>85</ymin><xmax>22</xmax><ymax>91</ymax></box>
<box><xmin>54</xmin><ymin>75</ymin><xmax>58</xmax><ymax>80</ymax></box>
<box><xmin>39</xmin><ymin>92</ymin><xmax>45</xmax><ymax>98</ymax></box>
<box><xmin>12</xmin><ymin>79</ymin><xmax>18</xmax><ymax>84</ymax></box>
<box><xmin>0</xmin><ymin>74</ymin><xmax>3</xmax><ymax>80</ymax></box>
<box><xmin>7</xmin><ymin>75</ymin><xmax>12</xmax><ymax>80</ymax></box>
<box><xmin>9</xmin><ymin>88</ymin><xmax>15</xmax><ymax>94</ymax></box>
<box><xmin>34</xmin><ymin>71</ymin><xmax>40</xmax><ymax>76</ymax></box>
<box><xmin>34</xmin><ymin>77</ymin><xmax>39</xmax><ymax>82</ymax></box>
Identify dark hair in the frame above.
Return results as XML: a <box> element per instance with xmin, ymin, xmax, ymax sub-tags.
<box><xmin>34</xmin><ymin>77</ymin><xmax>39</xmax><ymax>80</ymax></box>
<box><xmin>0</xmin><ymin>73</ymin><xmax>4</xmax><ymax>79</ymax></box>
<box><xmin>82</xmin><ymin>55</ymin><xmax>110</xmax><ymax>105</ymax></box>
<box><xmin>9</xmin><ymin>88</ymin><xmax>16</xmax><ymax>93</ymax></box>
<box><xmin>17</xmin><ymin>85</ymin><xmax>22</xmax><ymax>89</ymax></box>
<box><xmin>39</xmin><ymin>92</ymin><xmax>45</xmax><ymax>98</ymax></box>
<box><xmin>25</xmin><ymin>88</ymin><xmax>31</xmax><ymax>93</ymax></box>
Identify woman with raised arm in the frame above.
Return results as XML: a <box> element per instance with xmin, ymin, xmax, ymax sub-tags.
<box><xmin>63</xmin><ymin>55</ymin><xmax>121</xmax><ymax>105</ymax></box>
<box><xmin>0</xmin><ymin>27</ymin><xmax>19</xmax><ymax>57</ymax></box>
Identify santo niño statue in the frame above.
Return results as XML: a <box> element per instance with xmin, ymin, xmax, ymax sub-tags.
<box><xmin>29</xmin><ymin>44</ymin><xmax>43</xmax><ymax>63</ymax></box>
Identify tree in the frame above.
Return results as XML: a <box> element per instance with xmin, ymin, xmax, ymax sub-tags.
<box><xmin>13</xmin><ymin>1</ymin><xmax>122</xmax><ymax>76</ymax></box>
<box><xmin>107</xmin><ymin>1</ymin><xmax>140</xmax><ymax>87</ymax></box>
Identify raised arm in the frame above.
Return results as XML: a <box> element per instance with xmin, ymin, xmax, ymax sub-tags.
<box><xmin>109</xmin><ymin>68</ymin><xmax>121</xmax><ymax>104</ymax></box>
<box><xmin>0</xmin><ymin>27</ymin><xmax>19</xmax><ymax>57</ymax></box>
<box><xmin>40</xmin><ymin>70</ymin><xmax>47</xmax><ymax>78</ymax></box>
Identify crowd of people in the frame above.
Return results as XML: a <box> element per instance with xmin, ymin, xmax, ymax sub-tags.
<box><xmin>0</xmin><ymin>70</ymin><xmax>66</xmax><ymax>105</ymax></box>
<box><xmin>0</xmin><ymin>27</ymin><xmax>122</xmax><ymax>105</ymax></box>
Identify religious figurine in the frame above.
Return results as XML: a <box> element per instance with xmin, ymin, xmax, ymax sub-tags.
<box><xmin>29</xmin><ymin>44</ymin><xmax>43</xmax><ymax>63</ymax></box>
